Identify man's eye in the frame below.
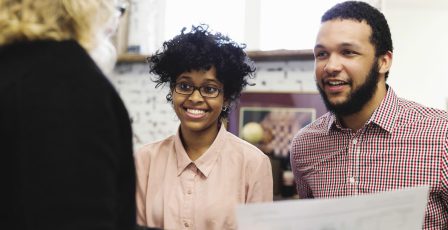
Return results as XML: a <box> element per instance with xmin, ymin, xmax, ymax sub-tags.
<box><xmin>315</xmin><ymin>51</ymin><xmax>327</xmax><ymax>59</ymax></box>
<box><xmin>342</xmin><ymin>50</ymin><xmax>356</xmax><ymax>56</ymax></box>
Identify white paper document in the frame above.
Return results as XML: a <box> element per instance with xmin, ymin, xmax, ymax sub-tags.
<box><xmin>237</xmin><ymin>186</ymin><xmax>429</xmax><ymax>230</ymax></box>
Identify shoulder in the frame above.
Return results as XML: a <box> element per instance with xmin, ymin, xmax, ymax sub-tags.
<box><xmin>397</xmin><ymin>97</ymin><xmax>448</xmax><ymax>127</ymax></box>
<box><xmin>4</xmin><ymin>40</ymin><xmax>110</xmax><ymax>92</ymax></box>
<box><xmin>40</xmin><ymin>41</ymin><xmax>123</xmax><ymax>110</ymax></box>
<box><xmin>28</xmin><ymin>40</ymin><xmax>106</xmax><ymax>86</ymax></box>
<box><xmin>223</xmin><ymin>130</ymin><xmax>269</xmax><ymax>162</ymax></box>
<box><xmin>21</xmin><ymin>40</ymin><xmax>96</xmax><ymax>72</ymax></box>
<box><xmin>133</xmin><ymin>136</ymin><xmax>175</xmax><ymax>185</ymax></box>
<box><xmin>222</xmin><ymin>131</ymin><xmax>272</xmax><ymax>183</ymax></box>
<box><xmin>1</xmin><ymin>40</ymin><xmax>100</xmax><ymax>88</ymax></box>
<box><xmin>49</xmin><ymin>41</ymin><xmax>107</xmax><ymax>84</ymax></box>
<box><xmin>289</xmin><ymin>112</ymin><xmax>334</xmax><ymax>160</ymax></box>
<box><xmin>293</xmin><ymin>112</ymin><xmax>333</xmax><ymax>142</ymax></box>
<box><xmin>134</xmin><ymin>135</ymin><xmax>175</xmax><ymax>163</ymax></box>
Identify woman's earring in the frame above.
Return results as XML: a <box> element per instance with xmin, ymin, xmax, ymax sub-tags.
<box><xmin>166</xmin><ymin>92</ymin><xmax>173</xmax><ymax>102</ymax></box>
<box><xmin>222</xmin><ymin>105</ymin><xmax>229</xmax><ymax>112</ymax></box>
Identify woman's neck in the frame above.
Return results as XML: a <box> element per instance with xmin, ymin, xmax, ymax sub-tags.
<box><xmin>180</xmin><ymin>123</ymin><xmax>220</xmax><ymax>161</ymax></box>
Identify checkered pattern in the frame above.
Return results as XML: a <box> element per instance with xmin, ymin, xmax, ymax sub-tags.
<box><xmin>290</xmin><ymin>87</ymin><xmax>448</xmax><ymax>230</ymax></box>
<box><xmin>260</xmin><ymin>110</ymin><xmax>312</xmax><ymax>157</ymax></box>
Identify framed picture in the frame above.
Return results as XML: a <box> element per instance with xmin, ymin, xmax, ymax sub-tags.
<box><xmin>228</xmin><ymin>92</ymin><xmax>327</xmax><ymax>158</ymax></box>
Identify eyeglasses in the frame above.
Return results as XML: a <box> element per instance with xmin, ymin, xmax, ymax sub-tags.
<box><xmin>174</xmin><ymin>82</ymin><xmax>222</xmax><ymax>98</ymax></box>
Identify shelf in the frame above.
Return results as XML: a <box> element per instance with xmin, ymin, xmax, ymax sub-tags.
<box><xmin>117</xmin><ymin>49</ymin><xmax>314</xmax><ymax>63</ymax></box>
<box><xmin>247</xmin><ymin>49</ymin><xmax>314</xmax><ymax>61</ymax></box>
<box><xmin>117</xmin><ymin>53</ymin><xmax>148</xmax><ymax>63</ymax></box>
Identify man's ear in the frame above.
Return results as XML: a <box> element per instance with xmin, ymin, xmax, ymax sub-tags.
<box><xmin>378</xmin><ymin>51</ymin><xmax>393</xmax><ymax>74</ymax></box>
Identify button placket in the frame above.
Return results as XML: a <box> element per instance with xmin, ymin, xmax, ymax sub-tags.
<box><xmin>347</xmin><ymin>134</ymin><xmax>361</xmax><ymax>195</ymax></box>
<box><xmin>352</xmin><ymin>135</ymin><xmax>361</xmax><ymax>194</ymax></box>
<box><xmin>181</xmin><ymin>164</ymin><xmax>196</xmax><ymax>229</ymax></box>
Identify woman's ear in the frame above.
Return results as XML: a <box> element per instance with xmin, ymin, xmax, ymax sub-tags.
<box><xmin>222</xmin><ymin>101</ymin><xmax>230</xmax><ymax>112</ymax></box>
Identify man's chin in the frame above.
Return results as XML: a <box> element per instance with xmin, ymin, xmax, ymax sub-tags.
<box><xmin>326</xmin><ymin>98</ymin><xmax>349</xmax><ymax>110</ymax></box>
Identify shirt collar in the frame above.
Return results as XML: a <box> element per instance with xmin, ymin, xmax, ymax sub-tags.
<box><xmin>368</xmin><ymin>86</ymin><xmax>399</xmax><ymax>133</ymax></box>
<box><xmin>174</xmin><ymin>130</ymin><xmax>193</xmax><ymax>176</ymax></box>
<box><xmin>327</xmin><ymin>113</ymin><xmax>341</xmax><ymax>132</ymax></box>
<box><xmin>174</xmin><ymin>125</ymin><xmax>227</xmax><ymax>178</ymax></box>
<box><xmin>327</xmin><ymin>85</ymin><xmax>398</xmax><ymax>133</ymax></box>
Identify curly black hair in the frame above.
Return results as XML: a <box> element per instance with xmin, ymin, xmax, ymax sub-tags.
<box><xmin>148</xmin><ymin>24</ymin><xmax>256</xmax><ymax>120</ymax></box>
<box><xmin>322</xmin><ymin>1</ymin><xmax>393</xmax><ymax>79</ymax></box>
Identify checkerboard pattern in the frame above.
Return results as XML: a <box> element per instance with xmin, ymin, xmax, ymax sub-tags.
<box><xmin>261</xmin><ymin>110</ymin><xmax>312</xmax><ymax>157</ymax></box>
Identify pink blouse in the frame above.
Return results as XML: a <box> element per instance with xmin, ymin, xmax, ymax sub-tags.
<box><xmin>135</xmin><ymin>125</ymin><xmax>273</xmax><ymax>230</ymax></box>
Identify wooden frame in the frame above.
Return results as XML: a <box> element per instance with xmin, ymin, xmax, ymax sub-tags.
<box><xmin>117</xmin><ymin>49</ymin><xmax>314</xmax><ymax>63</ymax></box>
<box><xmin>228</xmin><ymin>92</ymin><xmax>327</xmax><ymax>157</ymax></box>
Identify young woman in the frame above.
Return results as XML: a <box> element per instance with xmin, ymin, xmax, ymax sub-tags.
<box><xmin>135</xmin><ymin>25</ymin><xmax>273</xmax><ymax>230</ymax></box>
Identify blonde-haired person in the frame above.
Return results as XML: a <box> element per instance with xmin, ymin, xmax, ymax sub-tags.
<box><xmin>0</xmin><ymin>1</ymin><xmax>137</xmax><ymax>229</ymax></box>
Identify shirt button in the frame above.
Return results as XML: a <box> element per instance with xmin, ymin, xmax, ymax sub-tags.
<box><xmin>184</xmin><ymin>222</ymin><xmax>189</xmax><ymax>228</ymax></box>
<box><xmin>349</xmin><ymin>177</ymin><xmax>355</xmax><ymax>184</ymax></box>
<box><xmin>352</xmin><ymin>138</ymin><xmax>358</xmax><ymax>145</ymax></box>
<box><xmin>187</xmin><ymin>190</ymin><xmax>192</xmax><ymax>195</ymax></box>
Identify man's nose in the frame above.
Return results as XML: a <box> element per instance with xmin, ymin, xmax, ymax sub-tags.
<box><xmin>323</xmin><ymin>55</ymin><xmax>343</xmax><ymax>75</ymax></box>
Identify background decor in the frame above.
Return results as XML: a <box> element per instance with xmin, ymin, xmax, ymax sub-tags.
<box><xmin>228</xmin><ymin>92</ymin><xmax>327</xmax><ymax>198</ymax></box>
<box><xmin>229</xmin><ymin>92</ymin><xmax>327</xmax><ymax>158</ymax></box>
<box><xmin>239</xmin><ymin>107</ymin><xmax>315</xmax><ymax>158</ymax></box>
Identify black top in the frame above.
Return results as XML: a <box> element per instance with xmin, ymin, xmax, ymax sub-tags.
<box><xmin>0</xmin><ymin>40</ymin><xmax>136</xmax><ymax>230</ymax></box>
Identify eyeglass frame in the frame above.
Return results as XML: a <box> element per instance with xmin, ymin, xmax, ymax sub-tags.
<box><xmin>116</xmin><ymin>2</ymin><xmax>128</xmax><ymax>17</ymax></box>
<box><xmin>173</xmin><ymin>82</ymin><xmax>223</xmax><ymax>98</ymax></box>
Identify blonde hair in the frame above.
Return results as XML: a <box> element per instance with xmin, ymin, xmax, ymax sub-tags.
<box><xmin>0</xmin><ymin>0</ymin><xmax>115</xmax><ymax>51</ymax></box>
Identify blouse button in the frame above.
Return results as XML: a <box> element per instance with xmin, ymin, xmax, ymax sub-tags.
<box><xmin>184</xmin><ymin>222</ymin><xmax>189</xmax><ymax>228</ymax></box>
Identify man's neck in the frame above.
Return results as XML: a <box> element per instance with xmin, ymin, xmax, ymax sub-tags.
<box><xmin>340</xmin><ymin>85</ymin><xmax>387</xmax><ymax>132</ymax></box>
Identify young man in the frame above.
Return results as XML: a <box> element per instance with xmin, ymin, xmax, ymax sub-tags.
<box><xmin>290</xmin><ymin>1</ymin><xmax>448</xmax><ymax>229</ymax></box>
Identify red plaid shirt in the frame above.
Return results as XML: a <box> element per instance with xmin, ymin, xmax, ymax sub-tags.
<box><xmin>290</xmin><ymin>87</ymin><xmax>448</xmax><ymax>229</ymax></box>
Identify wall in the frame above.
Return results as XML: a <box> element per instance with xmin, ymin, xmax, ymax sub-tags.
<box><xmin>383</xmin><ymin>0</ymin><xmax>448</xmax><ymax>110</ymax></box>
<box><xmin>111</xmin><ymin>0</ymin><xmax>448</xmax><ymax>149</ymax></box>
<box><xmin>112</xmin><ymin>63</ymin><xmax>175</xmax><ymax>149</ymax></box>
<box><xmin>110</xmin><ymin>60</ymin><xmax>316</xmax><ymax>149</ymax></box>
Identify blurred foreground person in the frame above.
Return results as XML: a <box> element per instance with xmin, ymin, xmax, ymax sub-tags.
<box><xmin>0</xmin><ymin>0</ymin><xmax>136</xmax><ymax>229</ymax></box>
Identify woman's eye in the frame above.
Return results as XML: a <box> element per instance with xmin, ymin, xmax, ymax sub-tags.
<box><xmin>204</xmin><ymin>86</ymin><xmax>218</xmax><ymax>93</ymax></box>
<box><xmin>179</xmin><ymin>82</ymin><xmax>192</xmax><ymax>90</ymax></box>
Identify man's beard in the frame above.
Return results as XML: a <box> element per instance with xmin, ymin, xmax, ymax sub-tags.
<box><xmin>317</xmin><ymin>61</ymin><xmax>380</xmax><ymax>117</ymax></box>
